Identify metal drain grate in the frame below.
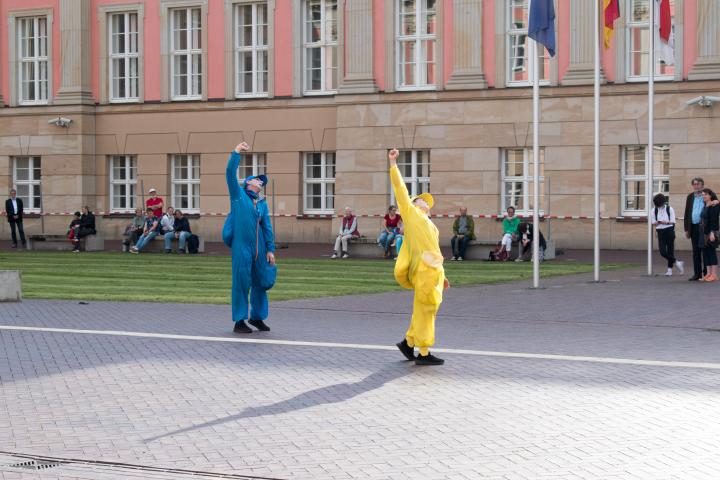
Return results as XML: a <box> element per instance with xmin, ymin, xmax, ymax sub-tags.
<box><xmin>9</xmin><ymin>459</ymin><xmax>62</xmax><ymax>470</ymax></box>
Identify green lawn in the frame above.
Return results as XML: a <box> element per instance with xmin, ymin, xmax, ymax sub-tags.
<box><xmin>0</xmin><ymin>251</ymin><xmax>629</xmax><ymax>304</ymax></box>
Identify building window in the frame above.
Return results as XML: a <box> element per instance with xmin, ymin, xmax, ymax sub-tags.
<box><xmin>109</xmin><ymin>12</ymin><xmax>139</xmax><ymax>102</ymax></box>
<box><xmin>506</xmin><ymin>0</ymin><xmax>550</xmax><ymax>87</ymax></box>
<box><xmin>396</xmin><ymin>0</ymin><xmax>437</xmax><ymax>90</ymax></box>
<box><xmin>303</xmin><ymin>152</ymin><xmax>335</xmax><ymax>213</ymax></box>
<box><xmin>626</xmin><ymin>0</ymin><xmax>675</xmax><ymax>81</ymax></box>
<box><xmin>303</xmin><ymin>0</ymin><xmax>337</xmax><ymax>94</ymax></box>
<box><xmin>621</xmin><ymin>145</ymin><xmax>670</xmax><ymax>215</ymax></box>
<box><xmin>18</xmin><ymin>16</ymin><xmax>49</xmax><ymax>105</ymax></box>
<box><xmin>395</xmin><ymin>150</ymin><xmax>430</xmax><ymax>198</ymax></box>
<box><xmin>238</xmin><ymin>153</ymin><xmax>267</xmax><ymax>180</ymax></box>
<box><xmin>171</xmin><ymin>7</ymin><xmax>203</xmax><ymax>100</ymax></box>
<box><xmin>236</xmin><ymin>2</ymin><xmax>269</xmax><ymax>97</ymax></box>
<box><xmin>12</xmin><ymin>157</ymin><xmax>42</xmax><ymax>211</ymax></box>
<box><xmin>171</xmin><ymin>154</ymin><xmax>201</xmax><ymax>212</ymax></box>
<box><xmin>109</xmin><ymin>156</ymin><xmax>137</xmax><ymax>212</ymax></box>
<box><xmin>501</xmin><ymin>148</ymin><xmax>544</xmax><ymax>214</ymax></box>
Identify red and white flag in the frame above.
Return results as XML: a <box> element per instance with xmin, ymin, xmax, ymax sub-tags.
<box><xmin>655</xmin><ymin>0</ymin><xmax>674</xmax><ymax>66</ymax></box>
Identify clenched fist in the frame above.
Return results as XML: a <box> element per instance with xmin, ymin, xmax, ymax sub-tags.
<box><xmin>235</xmin><ymin>142</ymin><xmax>250</xmax><ymax>153</ymax></box>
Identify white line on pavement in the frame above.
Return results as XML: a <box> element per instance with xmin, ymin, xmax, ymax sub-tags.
<box><xmin>2</xmin><ymin>324</ymin><xmax>719</xmax><ymax>371</ymax></box>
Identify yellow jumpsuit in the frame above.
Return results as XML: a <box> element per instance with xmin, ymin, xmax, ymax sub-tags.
<box><xmin>390</xmin><ymin>165</ymin><xmax>446</xmax><ymax>356</ymax></box>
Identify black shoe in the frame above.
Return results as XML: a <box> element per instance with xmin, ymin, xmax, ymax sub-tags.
<box><xmin>164</xmin><ymin>249</ymin><xmax>172</xmax><ymax>254</ymax></box>
<box><xmin>415</xmin><ymin>353</ymin><xmax>444</xmax><ymax>366</ymax></box>
<box><xmin>689</xmin><ymin>276</ymin><xmax>701</xmax><ymax>281</ymax></box>
<box><xmin>233</xmin><ymin>321</ymin><xmax>252</xmax><ymax>334</ymax></box>
<box><xmin>396</xmin><ymin>339</ymin><xmax>415</xmax><ymax>361</ymax></box>
<box><xmin>248</xmin><ymin>319</ymin><xmax>270</xmax><ymax>332</ymax></box>
<box><xmin>10</xmin><ymin>244</ymin><xmax>17</xmax><ymax>249</ymax></box>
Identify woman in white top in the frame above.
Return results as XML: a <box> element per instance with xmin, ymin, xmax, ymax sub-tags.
<box><xmin>651</xmin><ymin>193</ymin><xmax>684</xmax><ymax>276</ymax></box>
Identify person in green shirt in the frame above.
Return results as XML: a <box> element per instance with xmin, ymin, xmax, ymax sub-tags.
<box><xmin>500</xmin><ymin>206</ymin><xmax>520</xmax><ymax>261</ymax></box>
<box><xmin>450</xmin><ymin>207</ymin><xmax>475</xmax><ymax>261</ymax></box>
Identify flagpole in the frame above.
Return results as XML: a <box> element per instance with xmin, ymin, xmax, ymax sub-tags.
<box><xmin>532</xmin><ymin>38</ymin><xmax>540</xmax><ymax>289</ymax></box>
<box><xmin>647</xmin><ymin>0</ymin><xmax>655</xmax><ymax>276</ymax></box>
<box><xmin>593</xmin><ymin>0</ymin><xmax>601</xmax><ymax>282</ymax></box>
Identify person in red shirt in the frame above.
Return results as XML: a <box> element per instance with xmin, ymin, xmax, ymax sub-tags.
<box><xmin>146</xmin><ymin>188</ymin><xmax>164</xmax><ymax>217</ymax></box>
<box><xmin>378</xmin><ymin>205</ymin><xmax>401</xmax><ymax>259</ymax></box>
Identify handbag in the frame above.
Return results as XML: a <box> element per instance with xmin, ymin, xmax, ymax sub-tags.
<box><xmin>708</xmin><ymin>230</ymin><xmax>720</xmax><ymax>248</ymax></box>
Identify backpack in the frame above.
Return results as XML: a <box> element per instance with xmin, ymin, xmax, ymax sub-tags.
<box><xmin>187</xmin><ymin>234</ymin><xmax>200</xmax><ymax>254</ymax></box>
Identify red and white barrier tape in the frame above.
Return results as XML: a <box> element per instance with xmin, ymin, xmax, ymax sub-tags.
<box><xmin>1</xmin><ymin>211</ymin><xmax>665</xmax><ymax>221</ymax></box>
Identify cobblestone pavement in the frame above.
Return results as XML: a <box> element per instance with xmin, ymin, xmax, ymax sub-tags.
<box><xmin>2</xmin><ymin>267</ymin><xmax>720</xmax><ymax>479</ymax></box>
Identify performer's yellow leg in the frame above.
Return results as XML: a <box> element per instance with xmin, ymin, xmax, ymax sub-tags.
<box><xmin>405</xmin><ymin>292</ymin><xmax>440</xmax><ymax>351</ymax></box>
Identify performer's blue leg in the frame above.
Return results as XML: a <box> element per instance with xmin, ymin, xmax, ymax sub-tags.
<box><xmin>231</xmin><ymin>252</ymin><xmax>252</xmax><ymax>322</ymax></box>
<box><xmin>249</xmin><ymin>287</ymin><xmax>268</xmax><ymax>320</ymax></box>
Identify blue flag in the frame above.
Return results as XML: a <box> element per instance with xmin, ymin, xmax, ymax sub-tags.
<box><xmin>528</xmin><ymin>0</ymin><xmax>556</xmax><ymax>58</ymax></box>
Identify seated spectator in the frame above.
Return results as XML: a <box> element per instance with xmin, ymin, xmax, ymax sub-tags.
<box><xmin>165</xmin><ymin>209</ymin><xmax>192</xmax><ymax>254</ymax></box>
<box><xmin>393</xmin><ymin>220</ymin><xmax>404</xmax><ymax>259</ymax></box>
<box><xmin>130</xmin><ymin>208</ymin><xmax>160</xmax><ymax>254</ymax></box>
<box><xmin>71</xmin><ymin>206</ymin><xmax>96</xmax><ymax>253</ymax></box>
<box><xmin>498</xmin><ymin>206</ymin><xmax>520</xmax><ymax>261</ymax></box>
<box><xmin>331</xmin><ymin>207</ymin><xmax>360</xmax><ymax>259</ymax></box>
<box><xmin>517</xmin><ymin>222</ymin><xmax>547</xmax><ymax>262</ymax></box>
<box><xmin>66</xmin><ymin>212</ymin><xmax>82</xmax><ymax>247</ymax></box>
<box><xmin>450</xmin><ymin>207</ymin><xmax>475</xmax><ymax>261</ymax></box>
<box><xmin>123</xmin><ymin>208</ymin><xmax>146</xmax><ymax>249</ymax></box>
<box><xmin>160</xmin><ymin>207</ymin><xmax>175</xmax><ymax>236</ymax></box>
<box><xmin>378</xmin><ymin>205</ymin><xmax>401</xmax><ymax>259</ymax></box>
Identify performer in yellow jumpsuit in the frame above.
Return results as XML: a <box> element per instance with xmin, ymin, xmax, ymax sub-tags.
<box><xmin>389</xmin><ymin>149</ymin><xmax>449</xmax><ymax>366</ymax></box>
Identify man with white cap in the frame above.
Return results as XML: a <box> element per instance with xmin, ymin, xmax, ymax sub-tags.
<box><xmin>388</xmin><ymin>148</ymin><xmax>449</xmax><ymax>366</ymax></box>
<box><xmin>225</xmin><ymin>142</ymin><xmax>277</xmax><ymax>333</ymax></box>
<box><xmin>146</xmin><ymin>188</ymin><xmax>164</xmax><ymax>218</ymax></box>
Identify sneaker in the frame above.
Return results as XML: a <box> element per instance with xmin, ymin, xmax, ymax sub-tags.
<box><xmin>415</xmin><ymin>353</ymin><xmax>444</xmax><ymax>366</ymax></box>
<box><xmin>665</xmin><ymin>268</ymin><xmax>673</xmax><ymax>277</ymax></box>
<box><xmin>342</xmin><ymin>254</ymin><xmax>349</xmax><ymax>259</ymax></box>
<box><xmin>233</xmin><ymin>321</ymin><xmax>252</xmax><ymax>334</ymax></box>
<box><xmin>10</xmin><ymin>244</ymin><xmax>17</xmax><ymax>249</ymax></box>
<box><xmin>72</xmin><ymin>249</ymin><xmax>80</xmax><ymax>253</ymax></box>
<box><xmin>330</xmin><ymin>253</ymin><xmax>338</xmax><ymax>259</ymax></box>
<box><xmin>164</xmin><ymin>249</ymin><xmax>172</xmax><ymax>254</ymax></box>
<box><xmin>450</xmin><ymin>256</ymin><xmax>457</xmax><ymax>261</ymax></box>
<box><xmin>675</xmin><ymin>261</ymin><xmax>685</xmax><ymax>275</ymax></box>
<box><xmin>248</xmin><ymin>319</ymin><xmax>270</xmax><ymax>332</ymax></box>
<box><xmin>396</xmin><ymin>339</ymin><xmax>415</xmax><ymax>361</ymax></box>
<box><xmin>457</xmin><ymin>257</ymin><xmax>463</xmax><ymax>261</ymax></box>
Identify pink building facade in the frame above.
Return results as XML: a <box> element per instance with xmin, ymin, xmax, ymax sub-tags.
<box><xmin>1</xmin><ymin>0</ymin><xmax>720</xmax><ymax>249</ymax></box>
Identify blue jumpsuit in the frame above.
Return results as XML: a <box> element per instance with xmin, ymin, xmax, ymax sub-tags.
<box><xmin>225</xmin><ymin>151</ymin><xmax>277</xmax><ymax>323</ymax></box>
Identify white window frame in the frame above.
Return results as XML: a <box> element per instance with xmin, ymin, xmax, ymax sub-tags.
<box><xmin>506</xmin><ymin>0</ymin><xmax>550</xmax><ymax>88</ymax></box>
<box><xmin>501</xmin><ymin>148</ymin><xmax>545</xmax><ymax>215</ymax></box>
<box><xmin>17</xmin><ymin>16</ymin><xmax>50</xmax><ymax>105</ymax></box>
<box><xmin>237</xmin><ymin>153</ymin><xmax>267</xmax><ymax>180</ymax></box>
<box><xmin>626</xmin><ymin>0</ymin><xmax>675</xmax><ymax>82</ymax></box>
<box><xmin>109</xmin><ymin>156</ymin><xmax>138</xmax><ymax>212</ymax></box>
<box><xmin>235</xmin><ymin>2</ymin><xmax>269</xmax><ymax>98</ymax></box>
<box><xmin>302</xmin><ymin>0</ymin><xmax>338</xmax><ymax>95</ymax></box>
<box><xmin>390</xmin><ymin>150</ymin><xmax>430</xmax><ymax>205</ymax></box>
<box><xmin>108</xmin><ymin>11</ymin><xmax>140</xmax><ymax>103</ymax></box>
<box><xmin>396</xmin><ymin>0</ymin><xmax>438</xmax><ymax>91</ymax></box>
<box><xmin>171</xmin><ymin>154</ymin><xmax>201</xmax><ymax>213</ymax></box>
<box><xmin>621</xmin><ymin>145</ymin><xmax>670</xmax><ymax>216</ymax></box>
<box><xmin>12</xmin><ymin>156</ymin><xmax>42</xmax><ymax>213</ymax></box>
<box><xmin>303</xmin><ymin>152</ymin><xmax>335</xmax><ymax>214</ymax></box>
<box><xmin>170</xmin><ymin>6</ymin><xmax>203</xmax><ymax>100</ymax></box>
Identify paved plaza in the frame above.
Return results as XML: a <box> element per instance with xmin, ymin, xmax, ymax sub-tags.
<box><xmin>1</xmin><ymin>266</ymin><xmax>720</xmax><ymax>479</ymax></box>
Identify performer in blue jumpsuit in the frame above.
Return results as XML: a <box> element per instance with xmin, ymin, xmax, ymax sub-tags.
<box><xmin>225</xmin><ymin>142</ymin><xmax>277</xmax><ymax>333</ymax></box>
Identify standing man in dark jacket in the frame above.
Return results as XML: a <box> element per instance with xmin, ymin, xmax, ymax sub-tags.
<box><xmin>684</xmin><ymin>178</ymin><xmax>706</xmax><ymax>281</ymax></box>
<box><xmin>71</xmin><ymin>206</ymin><xmax>97</xmax><ymax>252</ymax></box>
<box><xmin>5</xmin><ymin>189</ymin><xmax>26</xmax><ymax>248</ymax></box>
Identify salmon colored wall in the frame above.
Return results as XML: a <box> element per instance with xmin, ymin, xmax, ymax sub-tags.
<box><xmin>443</xmin><ymin>0</ymin><xmax>452</xmax><ymax>85</ymax></box>
<box><xmin>373</xmin><ymin>0</ymin><xmax>385</xmax><ymax>91</ymax></box>
<box><xmin>483</xmin><ymin>0</ymin><xmax>494</xmax><ymax>87</ymax></box>
<box><xmin>557</xmin><ymin>0</ymin><xmax>569</xmax><ymax>79</ymax></box>
<box><xmin>207</xmin><ymin>1</ymin><xmax>226</xmax><ymax>99</ymax></box>
<box><xmin>1</xmin><ymin>0</ymin><xmax>60</xmax><ymax>105</ymax></box>
<box><xmin>274</xmin><ymin>0</ymin><xmax>292</xmax><ymax>96</ymax></box>
<box><xmin>684</xmin><ymin>0</ymin><xmax>696</xmax><ymax>79</ymax></box>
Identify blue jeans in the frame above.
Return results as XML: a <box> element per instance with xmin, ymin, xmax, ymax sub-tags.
<box><xmin>164</xmin><ymin>231</ymin><xmax>191</xmax><ymax>251</ymax></box>
<box><xmin>134</xmin><ymin>231</ymin><xmax>158</xmax><ymax>251</ymax></box>
<box><xmin>395</xmin><ymin>235</ymin><xmax>404</xmax><ymax>256</ymax></box>
<box><xmin>377</xmin><ymin>231</ymin><xmax>397</xmax><ymax>252</ymax></box>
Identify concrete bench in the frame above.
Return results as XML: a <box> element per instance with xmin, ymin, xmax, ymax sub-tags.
<box><xmin>125</xmin><ymin>234</ymin><xmax>205</xmax><ymax>253</ymax></box>
<box><xmin>27</xmin><ymin>234</ymin><xmax>105</xmax><ymax>252</ymax></box>
<box><xmin>0</xmin><ymin>270</ymin><xmax>22</xmax><ymax>302</ymax></box>
<box><xmin>463</xmin><ymin>239</ymin><xmax>556</xmax><ymax>261</ymax></box>
<box><xmin>347</xmin><ymin>236</ymin><xmax>384</xmax><ymax>258</ymax></box>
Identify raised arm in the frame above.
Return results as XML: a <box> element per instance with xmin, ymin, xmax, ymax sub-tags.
<box><xmin>226</xmin><ymin>142</ymin><xmax>250</xmax><ymax>200</ymax></box>
<box><xmin>388</xmin><ymin>149</ymin><xmax>414</xmax><ymax>219</ymax></box>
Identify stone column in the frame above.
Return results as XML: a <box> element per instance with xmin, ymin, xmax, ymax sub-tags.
<box><xmin>688</xmin><ymin>0</ymin><xmax>720</xmax><ymax>80</ymax></box>
<box><xmin>338</xmin><ymin>0</ymin><xmax>378</xmax><ymax>94</ymax></box>
<box><xmin>446</xmin><ymin>0</ymin><xmax>487</xmax><ymax>90</ymax></box>
<box><xmin>562</xmin><ymin>0</ymin><xmax>599</xmax><ymax>85</ymax></box>
<box><xmin>55</xmin><ymin>0</ymin><xmax>94</xmax><ymax>105</ymax></box>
